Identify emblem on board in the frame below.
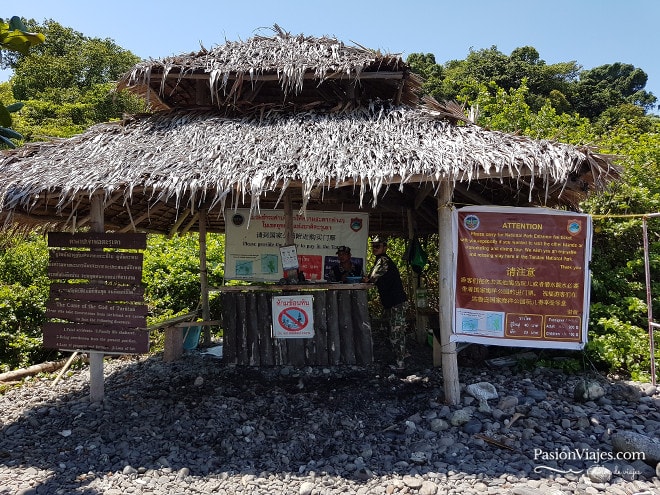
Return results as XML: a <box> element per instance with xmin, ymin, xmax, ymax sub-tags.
<box><xmin>232</xmin><ymin>213</ymin><xmax>244</xmax><ymax>226</ymax></box>
<box><xmin>567</xmin><ymin>220</ymin><xmax>582</xmax><ymax>235</ymax></box>
<box><xmin>464</xmin><ymin>214</ymin><xmax>480</xmax><ymax>231</ymax></box>
<box><xmin>350</xmin><ymin>217</ymin><xmax>363</xmax><ymax>232</ymax></box>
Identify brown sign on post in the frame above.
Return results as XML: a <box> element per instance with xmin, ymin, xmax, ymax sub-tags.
<box><xmin>49</xmin><ymin>283</ymin><xmax>145</xmax><ymax>302</ymax></box>
<box><xmin>43</xmin><ymin>322</ymin><xmax>149</xmax><ymax>354</ymax></box>
<box><xmin>452</xmin><ymin>206</ymin><xmax>591</xmax><ymax>350</ymax></box>
<box><xmin>48</xmin><ymin>232</ymin><xmax>147</xmax><ymax>249</ymax></box>
<box><xmin>44</xmin><ymin>232</ymin><xmax>149</xmax><ymax>355</ymax></box>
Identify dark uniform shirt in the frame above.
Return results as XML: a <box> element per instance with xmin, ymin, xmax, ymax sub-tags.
<box><xmin>330</xmin><ymin>262</ymin><xmax>362</xmax><ymax>282</ymax></box>
<box><xmin>368</xmin><ymin>253</ymin><xmax>407</xmax><ymax>309</ymax></box>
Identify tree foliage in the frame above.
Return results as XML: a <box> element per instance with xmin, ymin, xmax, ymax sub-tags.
<box><xmin>3</xmin><ymin>18</ymin><xmax>145</xmax><ymax>141</ymax></box>
<box><xmin>0</xmin><ymin>15</ymin><xmax>45</xmax><ymax>148</ymax></box>
<box><xmin>407</xmin><ymin>46</ymin><xmax>657</xmax><ymax>120</ymax></box>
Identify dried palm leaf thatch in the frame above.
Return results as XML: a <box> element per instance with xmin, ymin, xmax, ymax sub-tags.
<box><xmin>0</xmin><ymin>104</ymin><xmax>616</xmax><ymax>233</ymax></box>
<box><xmin>116</xmin><ymin>25</ymin><xmax>423</xmax><ymax>113</ymax></box>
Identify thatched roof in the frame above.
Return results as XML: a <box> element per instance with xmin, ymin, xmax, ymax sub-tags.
<box><xmin>0</xmin><ymin>26</ymin><xmax>619</xmax><ymax>236</ymax></box>
<box><xmin>116</xmin><ymin>24</ymin><xmax>426</xmax><ymax>114</ymax></box>
<box><xmin>0</xmin><ymin>103</ymin><xmax>614</xmax><ymax>235</ymax></box>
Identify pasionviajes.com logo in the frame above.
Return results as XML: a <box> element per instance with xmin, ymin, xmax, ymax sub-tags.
<box><xmin>533</xmin><ymin>448</ymin><xmax>645</xmax><ymax>463</ymax></box>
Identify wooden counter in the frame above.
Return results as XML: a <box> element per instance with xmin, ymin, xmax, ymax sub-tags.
<box><xmin>217</xmin><ymin>284</ymin><xmax>374</xmax><ymax>366</ymax></box>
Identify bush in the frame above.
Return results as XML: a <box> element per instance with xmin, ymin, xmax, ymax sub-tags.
<box><xmin>142</xmin><ymin>233</ymin><xmax>225</xmax><ymax>323</ymax></box>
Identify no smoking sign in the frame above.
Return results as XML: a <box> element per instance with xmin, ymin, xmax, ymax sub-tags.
<box><xmin>272</xmin><ymin>295</ymin><xmax>315</xmax><ymax>338</ymax></box>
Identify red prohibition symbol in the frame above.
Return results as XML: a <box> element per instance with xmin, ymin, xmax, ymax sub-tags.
<box><xmin>278</xmin><ymin>307</ymin><xmax>309</xmax><ymax>332</ymax></box>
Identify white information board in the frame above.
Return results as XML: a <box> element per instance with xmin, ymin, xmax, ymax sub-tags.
<box><xmin>225</xmin><ymin>209</ymin><xmax>369</xmax><ymax>282</ymax></box>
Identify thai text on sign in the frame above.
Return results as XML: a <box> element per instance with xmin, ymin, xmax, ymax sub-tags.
<box><xmin>225</xmin><ymin>209</ymin><xmax>368</xmax><ymax>282</ymax></box>
<box><xmin>272</xmin><ymin>295</ymin><xmax>315</xmax><ymax>338</ymax></box>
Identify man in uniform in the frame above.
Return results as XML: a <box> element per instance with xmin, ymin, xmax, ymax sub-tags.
<box><xmin>365</xmin><ymin>235</ymin><xmax>408</xmax><ymax>368</ymax></box>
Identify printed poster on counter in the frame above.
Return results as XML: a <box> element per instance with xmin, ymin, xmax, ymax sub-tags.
<box><xmin>452</xmin><ymin>206</ymin><xmax>592</xmax><ymax>350</ymax></box>
<box><xmin>225</xmin><ymin>209</ymin><xmax>369</xmax><ymax>282</ymax></box>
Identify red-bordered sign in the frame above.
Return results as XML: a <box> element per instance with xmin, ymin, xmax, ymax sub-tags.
<box><xmin>272</xmin><ymin>295</ymin><xmax>315</xmax><ymax>338</ymax></box>
<box><xmin>452</xmin><ymin>206</ymin><xmax>592</xmax><ymax>350</ymax></box>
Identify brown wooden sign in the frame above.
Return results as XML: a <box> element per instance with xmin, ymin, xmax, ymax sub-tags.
<box><xmin>50</xmin><ymin>250</ymin><xmax>143</xmax><ymax>263</ymax></box>
<box><xmin>43</xmin><ymin>322</ymin><xmax>149</xmax><ymax>354</ymax></box>
<box><xmin>49</xmin><ymin>283</ymin><xmax>145</xmax><ymax>302</ymax></box>
<box><xmin>46</xmin><ymin>231</ymin><xmax>148</xmax><ymax>354</ymax></box>
<box><xmin>48</xmin><ymin>232</ymin><xmax>147</xmax><ymax>250</ymax></box>
<box><xmin>48</xmin><ymin>251</ymin><xmax>143</xmax><ymax>283</ymax></box>
<box><xmin>46</xmin><ymin>300</ymin><xmax>147</xmax><ymax>327</ymax></box>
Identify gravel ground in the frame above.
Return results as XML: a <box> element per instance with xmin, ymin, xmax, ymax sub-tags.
<box><xmin>1</xmin><ymin>338</ymin><xmax>659</xmax><ymax>495</ymax></box>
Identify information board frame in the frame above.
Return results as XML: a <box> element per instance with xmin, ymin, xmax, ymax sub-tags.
<box><xmin>452</xmin><ymin>206</ymin><xmax>592</xmax><ymax>350</ymax></box>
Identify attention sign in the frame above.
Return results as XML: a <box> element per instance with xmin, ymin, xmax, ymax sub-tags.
<box><xmin>452</xmin><ymin>206</ymin><xmax>592</xmax><ymax>350</ymax></box>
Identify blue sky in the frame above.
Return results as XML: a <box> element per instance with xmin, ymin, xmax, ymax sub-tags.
<box><xmin>4</xmin><ymin>0</ymin><xmax>660</xmax><ymax>104</ymax></box>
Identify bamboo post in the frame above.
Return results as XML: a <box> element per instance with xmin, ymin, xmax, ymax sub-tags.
<box><xmin>408</xmin><ymin>208</ymin><xmax>427</xmax><ymax>343</ymax></box>
<box><xmin>199</xmin><ymin>208</ymin><xmax>211</xmax><ymax>344</ymax></box>
<box><xmin>89</xmin><ymin>192</ymin><xmax>105</xmax><ymax>402</ymax></box>
<box><xmin>284</xmin><ymin>192</ymin><xmax>294</xmax><ymax>245</ymax></box>
<box><xmin>437</xmin><ymin>182</ymin><xmax>460</xmax><ymax>405</ymax></box>
<box><xmin>643</xmin><ymin>214</ymin><xmax>658</xmax><ymax>385</ymax></box>
<box><xmin>52</xmin><ymin>351</ymin><xmax>79</xmax><ymax>387</ymax></box>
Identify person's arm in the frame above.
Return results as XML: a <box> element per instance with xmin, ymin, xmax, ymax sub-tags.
<box><xmin>367</xmin><ymin>256</ymin><xmax>389</xmax><ymax>282</ymax></box>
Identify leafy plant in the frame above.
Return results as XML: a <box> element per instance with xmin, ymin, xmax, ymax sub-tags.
<box><xmin>0</xmin><ymin>16</ymin><xmax>45</xmax><ymax>148</ymax></box>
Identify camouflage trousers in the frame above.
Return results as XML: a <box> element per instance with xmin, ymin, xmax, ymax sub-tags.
<box><xmin>384</xmin><ymin>302</ymin><xmax>408</xmax><ymax>363</ymax></box>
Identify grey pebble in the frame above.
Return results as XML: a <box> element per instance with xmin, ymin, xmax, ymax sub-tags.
<box><xmin>0</xmin><ymin>350</ymin><xmax>658</xmax><ymax>495</ymax></box>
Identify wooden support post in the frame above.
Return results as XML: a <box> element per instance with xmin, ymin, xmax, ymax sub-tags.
<box><xmin>164</xmin><ymin>326</ymin><xmax>184</xmax><ymax>362</ymax></box>
<box><xmin>408</xmin><ymin>208</ymin><xmax>427</xmax><ymax>343</ymax></box>
<box><xmin>89</xmin><ymin>192</ymin><xmax>105</xmax><ymax>403</ymax></box>
<box><xmin>284</xmin><ymin>192</ymin><xmax>294</xmax><ymax>245</ymax></box>
<box><xmin>199</xmin><ymin>208</ymin><xmax>210</xmax><ymax>344</ymax></box>
<box><xmin>437</xmin><ymin>182</ymin><xmax>460</xmax><ymax>405</ymax></box>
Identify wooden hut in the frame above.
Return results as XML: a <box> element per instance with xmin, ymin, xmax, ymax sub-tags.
<box><xmin>0</xmin><ymin>26</ymin><xmax>617</xmax><ymax>402</ymax></box>
<box><xmin>0</xmin><ymin>26</ymin><xmax>614</xmax><ymax>234</ymax></box>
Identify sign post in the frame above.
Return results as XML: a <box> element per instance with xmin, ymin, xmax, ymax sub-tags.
<box><xmin>44</xmin><ymin>204</ymin><xmax>148</xmax><ymax>401</ymax></box>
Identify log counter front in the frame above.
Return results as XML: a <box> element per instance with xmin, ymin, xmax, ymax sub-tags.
<box><xmin>215</xmin><ymin>284</ymin><xmax>374</xmax><ymax>366</ymax></box>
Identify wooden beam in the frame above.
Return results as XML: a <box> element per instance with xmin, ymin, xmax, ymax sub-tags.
<box><xmin>89</xmin><ymin>192</ymin><xmax>105</xmax><ymax>403</ymax></box>
<box><xmin>117</xmin><ymin>203</ymin><xmax>165</xmax><ymax>232</ymax></box>
<box><xmin>158</xmin><ymin>71</ymin><xmax>405</xmax><ymax>82</ymax></box>
<box><xmin>414</xmin><ymin>182</ymin><xmax>434</xmax><ymax>210</ymax></box>
<box><xmin>199</xmin><ymin>208</ymin><xmax>211</xmax><ymax>344</ymax></box>
<box><xmin>168</xmin><ymin>210</ymin><xmax>191</xmax><ymax>236</ymax></box>
<box><xmin>453</xmin><ymin>183</ymin><xmax>494</xmax><ymax>206</ymax></box>
<box><xmin>437</xmin><ymin>182</ymin><xmax>460</xmax><ymax>405</ymax></box>
<box><xmin>181</xmin><ymin>211</ymin><xmax>200</xmax><ymax>234</ymax></box>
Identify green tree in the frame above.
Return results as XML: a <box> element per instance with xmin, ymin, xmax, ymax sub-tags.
<box><xmin>4</xmin><ymin>19</ymin><xmax>145</xmax><ymax>140</ymax></box>
<box><xmin>142</xmin><ymin>234</ymin><xmax>226</xmax><ymax>323</ymax></box>
<box><xmin>409</xmin><ymin>46</ymin><xmax>581</xmax><ymax>112</ymax></box>
<box><xmin>0</xmin><ymin>233</ymin><xmax>51</xmax><ymax>371</ymax></box>
<box><xmin>0</xmin><ymin>16</ymin><xmax>44</xmax><ymax>148</ymax></box>
<box><xmin>572</xmin><ymin>63</ymin><xmax>657</xmax><ymax>119</ymax></box>
<box><xmin>581</xmin><ymin>112</ymin><xmax>660</xmax><ymax>380</ymax></box>
<box><xmin>407</xmin><ymin>47</ymin><xmax>656</xmax><ymax>120</ymax></box>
